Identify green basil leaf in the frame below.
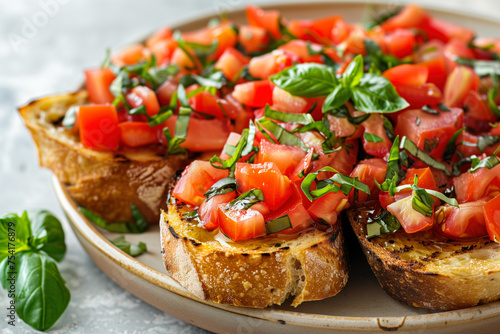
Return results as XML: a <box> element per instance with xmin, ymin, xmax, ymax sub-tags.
<box><xmin>452</xmin><ymin>157</ymin><xmax>473</xmax><ymax>176</ymax></box>
<box><xmin>437</xmin><ymin>103</ymin><xmax>451</xmax><ymax>111</ymax></box>
<box><xmin>265</xmin><ymin>215</ymin><xmax>292</xmax><ymax>234</ymax></box>
<box><xmin>182</xmin><ymin>210</ymin><xmax>199</xmax><ymax>219</ymax></box>
<box><xmin>376</xmin><ymin>136</ymin><xmax>401</xmax><ymax>196</ymax></box>
<box><xmin>363</xmin><ymin>132</ymin><xmax>384</xmax><ymax>143</ymax></box>
<box><xmin>410</xmin><ymin>175</ymin><xmax>436</xmax><ymax>217</ymax></box>
<box><xmin>421</xmin><ymin>104</ymin><xmax>440</xmax><ymax>115</ymax></box>
<box><xmin>242</xmin><ymin>121</ymin><xmax>256</xmax><ymax>157</ymax></box>
<box><xmin>322</xmin><ymin>85</ymin><xmax>351</xmax><ymax>112</ymax></box>
<box><xmin>129</xmin><ymin>105</ymin><xmax>148</xmax><ymax>118</ymax></box>
<box><xmin>176</xmin><ymin>84</ymin><xmax>189</xmax><ymax>108</ymax></box>
<box><xmin>29</xmin><ymin>210</ymin><xmax>66</xmax><ymax>262</ymax></box>
<box><xmin>146</xmin><ymin>65</ymin><xmax>179</xmax><ymax>89</ymax></box>
<box><xmin>443</xmin><ymin>128</ymin><xmax>465</xmax><ymax>161</ymax></box>
<box><xmin>343</xmin><ymin>55</ymin><xmax>364</xmax><ymax>87</ymax></box>
<box><xmin>366</xmin><ymin>210</ymin><xmax>402</xmax><ymax>239</ymax></box>
<box><xmin>181</xmin><ymin>70</ymin><xmax>227</xmax><ymax>89</ymax></box>
<box><xmin>204</xmin><ymin>177</ymin><xmax>238</xmax><ymax>201</ymax></box>
<box><xmin>0</xmin><ymin>252</ymin><xmax>70</xmax><ymax>331</ymax></box>
<box><xmin>424</xmin><ymin>189</ymin><xmax>459</xmax><ymax>207</ymax></box>
<box><xmin>147</xmin><ymin>109</ymin><xmax>173</xmax><ymax>126</ymax></box>
<box><xmin>0</xmin><ymin>212</ymin><xmax>33</xmax><ymax>262</ymax></box>
<box><xmin>456</xmin><ymin>57</ymin><xmax>500</xmax><ymax>77</ymax></box>
<box><xmin>256</xmin><ymin>118</ymin><xmax>308</xmax><ymax>151</ymax></box>
<box><xmin>225</xmin><ymin>189</ymin><xmax>264</xmax><ymax>211</ymax></box>
<box><xmin>62</xmin><ymin>106</ymin><xmax>79</xmax><ymax>130</ymax></box>
<box><xmin>270</xmin><ymin>63</ymin><xmax>338</xmax><ymax>98</ymax></box>
<box><xmin>381</xmin><ymin>115</ymin><xmax>396</xmax><ymax>141</ymax></box>
<box><xmin>111</xmin><ymin>236</ymin><xmax>147</xmax><ymax>257</ymax></box>
<box><xmin>351</xmin><ymin>73</ymin><xmax>409</xmax><ymax>113</ymax></box>
<box><xmin>477</xmin><ymin>135</ymin><xmax>499</xmax><ymax>153</ymax></box>
<box><xmin>400</xmin><ymin>136</ymin><xmax>451</xmax><ymax>176</ymax></box>
<box><xmin>468</xmin><ymin>146</ymin><xmax>500</xmax><ymax>172</ymax></box>
<box><xmin>210</xmin><ymin>129</ymin><xmax>249</xmax><ymax>172</ymax></box>
<box><xmin>264</xmin><ymin>105</ymin><xmax>314</xmax><ymax>124</ymax></box>
<box><xmin>79</xmin><ymin>204</ymin><xmax>149</xmax><ymax>233</ymax></box>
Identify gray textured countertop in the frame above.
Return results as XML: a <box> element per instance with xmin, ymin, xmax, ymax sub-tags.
<box><xmin>1</xmin><ymin>0</ymin><xmax>499</xmax><ymax>333</ymax></box>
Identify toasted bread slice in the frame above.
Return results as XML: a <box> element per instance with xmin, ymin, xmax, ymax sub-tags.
<box><xmin>19</xmin><ymin>91</ymin><xmax>189</xmax><ymax>223</ymax></box>
<box><xmin>160</xmin><ymin>183</ymin><xmax>349</xmax><ymax>308</ymax></box>
<box><xmin>347</xmin><ymin>205</ymin><xmax>500</xmax><ymax>310</ymax></box>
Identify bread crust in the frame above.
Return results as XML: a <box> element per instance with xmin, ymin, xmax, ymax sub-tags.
<box><xmin>347</xmin><ymin>206</ymin><xmax>500</xmax><ymax>310</ymax></box>
<box><xmin>19</xmin><ymin>91</ymin><xmax>189</xmax><ymax>223</ymax></box>
<box><xmin>160</xmin><ymin>191</ymin><xmax>349</xmax><ymax>308</ymax></box>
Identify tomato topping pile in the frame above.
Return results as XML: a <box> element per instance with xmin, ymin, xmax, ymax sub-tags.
<box><xmin>70</xmin><ymin>4</ymin><xmax>500</xmax><ymax>242</ymax></box>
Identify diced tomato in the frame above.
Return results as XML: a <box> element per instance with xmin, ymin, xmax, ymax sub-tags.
<box><xmin>441</xmin><ymin>200</ymin><xmax>487</xmax><ymax>239</ymax></box>
<box><xmin>444</xmin><ymin>66</ymin><xmax>480</xmax><ymax>108</ymax></box>
<box><xmin>463</xmin><ymin>90</ymin><xmax>497</xmax><ymax>122</ymax></box>
<box><xmin>453</xmin><ymin>164</ymin><xmax>500</xmax><ymax>203</ymax></box>
<box><xmin>361</xmin><ymin>114</ymin><xmax>393</xmax><ymax>158</ymax></box>
<box><xmin>218</xmin><ymin>206</ymin><xmax>266</xmax><ymax>241</ymax></box>
<box><xmin>396</xmin><ymin>167</ymin><xmax>438</xmax><ymax>202</ymax></box>
<box><xmin>395</xmin><ymin>108</ymin><xmax>463</xmax><ymax>159</ymax></box>
<box><xmin>148</xmin><ymin>39</ymin><xmax>177</xmax><ymax>65</ymax></box>
<box><xmin>330</xmin><ymin>18</ymin><xmax>351</xmax><ymax>45</ymax></box>
<box><xmin>246</xmin><ymin>5</ymin><xmax>281</xmax><ymax>39</ymax></box>
<box><xmin>387</xmin><ymin>195</ymin><xmax>434</xmax><ymax>233</ymax></box>
<box><xmin>220</xmin><ymin>132</ymin><xmax>241</xmax><ymax>161</ymax></box>
<box><xmin>172</xmin><ymin>160</ymin><xmax>229</xmax><ymax>206</ymax></box>
<box><xmin>118</xmin><ymin>122</ymin><xmax>159</xmax><ymax>147</ymax></box>
<box><xmin>271</xmin><ymin>86</ymin><xmax>320</xmax><ymax>115</ymax></box>
<box><xmin>327</xmin><ymin>142</ymin><xmax>359</xmax><ymax>175</ymax></box>
<box><xmin>290</xmin><ymin>149</ymin><xmax>314</xmax><ymax>182</ymax></box>
<box><xmin>226</xmin><ymin>94</ymin><xmax>253</xmax><ymax>133</ymax></box>
<box><xmin>78</xmin><ymin>105</ymin><xmax>120</xmax><ymax>151</ymax></box>
<box><xmin>235</xmin><ymin>162</ymin><xmax>293</xmax><ymax>210</ymax></box>
<box><xmin>84</xmin><ymin>68</ymin><xmax>116</xmax><ymax>104</ymax></box>
<box><xmin>349</xmin><ymin>158</ymin><xmax>387</xmax><ymax>203</ymax></box>
<box><xmin>278</xmin><ymin>40</ymin><xmax>323</xmax><ymax>63</ymax></box>
<box><xmin>385</xmin><ymin>29</ymin><xmax>416</xmax><ymax>59</ymax></box>
<box><xmin>326</xmin><ymin>105</ymin><xmax>364</xmax><ymax>138</ymax></box>
<box><xmin>419</xmin><ymin>18</ymin><xmax>475</xmax><ymax>44</ymax></box>
<box><xmin>232</xmin><ymin>80</ymin><xmax>273</xmax><ymax>108</ymax></box>
<box><xmin>188</xmin><ymin>91</ymin><xmax>237</xmax><ymax>119</ymax></box>
<box><xmin>111</xmin><ymin>44</ymin><xmax>149</xmax><ymax>66</ymax></box>
<box><xmin>419</xmin><ymin>58</ymin><xmax>447</xmax><ymax>90</ymax></box>
<box><xmin>255</xmin><ymin>140</ymin><xmax>306</xmax><ymax>177</ymax></box>
<box><xmin>341</xmin><ymin>27</ymin><xmax>367</xmax><ymax>55</ymax></box>
<box><xmin>484</xmin><ymin>195</ymin><xmax>500</xmax><ymax>242</ymax></box>
<box><xmin>163</xmin><ymin>116</ymin><xmax>232</xmax><ymax>152</ymax></box>
<box><xmin>126</xmin><ymin>86</ymin><xmax>160</xmax><ymax>116</ymax></box>
<box><xmin>307</xmin><ymin>190</ymin><xmax>349</xmax><ymax>226</ymax></box>
<box><xmin>156</xmin><ymin>78</ymin><xmax>178</xmax><ymax>106</ymax></box>
<box><xmin>199</xmin><ymin>192</ymin><xmax>236</xmax><ymax>230</ymax></box>
<box><xmin>238</xmin><ymin>25</ymin><xmax>270</xmax><ymax>54</ymax></box>
<box><xmin>210</xmin><ymin>23</ymin><xmax>238</xmax><ymax>59</ymax></box>
<box><xmin>381</xmin><ymin>4</ymin><xmax>428</xmax><ymax>31</ymax></box>
<box><xmin>414</xmin><ymin>40</ymin><xmax>444</xmax><ymax>63</ymax></box>
<box><xmin>265</xmin><ymin>184</ymin><xmax>314</xmax><ymax>234</ymax></box>
<box><xmin>214</xmin><ymin>47</ymin><xmax>249</xmax><ymax>81</ymax></box>
<box><xmin>248</xmin><ymin>50</ymin><xmax>299</xmax><ymax>79</ymax></box>
<box><xmin>379</xmin><ymin>192</ymin><xmax>396</xmax><ymax>210</ymax></box>
<box><xmin>287</xmin><ymin>15</ymin><xmax>341</xmax><ymax>44</ymax></box>
<box><xmin>171</xmin><ymin>47</ymin><xmax>200</xmax><ymax>73</ymax></box>
<box><xmin>395</xmin><ymin>83</ymin><xmax>443</xmax><ymax>109</ymax></box>
<box><xmin>383</xmin><ymin>64</ymin><xmax>429</xmax><ymax>87</ymax></box>
<box><xmin>146</xmin><ymin>27</ymin><xmax>173</xmax><ymax>48</ymax></box>
<box><xmin>442</xmin><ymin>39</ymin><xmax>475</xmax><ymax>73</ymax></box>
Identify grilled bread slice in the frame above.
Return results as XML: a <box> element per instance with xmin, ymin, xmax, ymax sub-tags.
<box><xmin>347</xmin><ymin>205</ymin><xmax>500</xmax><ymax>310</ymax></box>
<box><xmin>19</xmin><ymin>91</ymin><xmax>189</xmax><ymax>223</ymax></box>
<box><xmin>160</xmin><ymin>182</ymin><xmax>349</xmax><ymax>308</ymax></box>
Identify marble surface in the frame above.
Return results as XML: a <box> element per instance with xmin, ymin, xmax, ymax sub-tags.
<box><xmin>1</xmin><ymin>0</ymin><xmax>499</xmax><ymax>333</ymax></box>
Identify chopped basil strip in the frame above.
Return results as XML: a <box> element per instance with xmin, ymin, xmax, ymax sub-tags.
<box><xmin>242</xmin><ymin>121</ymin><xmax>257</xmax><ymax>156</ymax></box>
<box><xmin>256</xmin><ymin>118</ymin><xmax>308</xmax><ymax>151</ymax></box>
<box><xmin>411</xmin><ymin>185</ymin><xmax>436</xmax><ymax>217</ymax></box>
<box><xmin>376</xmin><ymin>136</ymin><xmax>401</xmax><ymax>196</ymax></box>
<box><xmin>326</xmin><ymin>105</ymin><xmax>371</xmax><ymax>125</ymax></box>
<box><xmin>437</xmin><ymin>103</ymin><xmax>451</xmax><ymax>111</ymax></box>
<box><xmin>302</xmin><ymin>166</ymin><xmax>370</xmax><ymax>201</ymax></box>
<box><xmin>111</xmin><ymin>236</ymin><xmax>147</xmax><ymax>257</ymax></box>
<box><xmin>477</xmin><ymin>135</ymin><xmax>500</xmax><ymax>153</ymax></box>
<box><xmin>424</xmin><ymin>189</ymin><xmax>459</xmax><ymax>207</ymax></box>
<box><xmin>264</xmin><ymin>105</ymin><xmax>314</xmax><ymax>124</ymax></box>
<box><xmin>270</xmin><ymin>63</ymin><xmax>339</xmax><ymax>98</ymax></box>
<box><xmin>294</xmin><ymin>120</ymin><xmax>342</xmax><ymax>154</ymax></box>
<box><xmin>421</xmin><ymin>104</ymin><xmax>440</xmax><ymax>115</ymax></box>
<box><xmin>181</xmin><ymin>70</ymin><xmax>227</xmax><ymax>89</ymax></box>
<box><xmin>443</xmin><ymin>128</ymin><xmax>465</xmax><ymax>161</ymax></box>
<box><xmin>363</xmin><ymin>39</ymin><xmax>408</xmax><ymax>74</ymax></box>
<box><xmin>225</xmin><ymin>189</ymin><xmax>264</xmax><ymax>211</ymax></box>
<box><xmin>79</xmin><ymin>203</ymin><xmax>148</xmax><ymax>233</ymax></box>
<box><xmin>182</xmin><ymin>210</ymin><xmax>199</xmax><ymax>219</ymax></box>
<box><xmin>366</xmin><ymin>7</ymin><xmax>402</xmax><ymax>30</ymax></box>
<box><xmin>265</xmin><ymin>215</ymin><xmax>292</xmax><ymax>234</ymax></box>
<box><xmin>452</xmin><ymin>157</ymin><xmax>473</xmax><ymax>176</ymax></box>
<box><xmin>164</xmin><ymin>106</ymin><xmax>191</xmax><ymax>155</ymax></box>
<box><xmin>366</xmin><ymin>210</ymin><xmax>402</xmax><ymax>239</ymax></box>
<box><xmin>381</xmin><ymin>115</ymin><xmax>396</xmax><ymax>141</ymax></box>
<box><xmin>400</xmin><ymin>136</ymin><xmax>451</xmax><ymax>176</ymax></box>
<box><xmin>456</xmin><ymin>57</ymin><xmax>500</xmax><ymax>77</ymax></box>
<box><xmin>468</xmin><ymin>146</ymin><xmax>500</xmax><ymax>172</ymax></box>
<box><xmin>148</xmin><ymin>109</ymin><xmax>173</xmax><ymax>126</ymax></box>
<box><xmin>62</xmin><ymin>106</ymin><xmax>79</xmax><ymax>129</ymax></box>
<box><xmin>210</xmin><ymin>129</ymin><xmax>250</xmax><ymax>172</ymax></box>
<box><xmin>176</xmin><ymin>84</ymin><xmax>190</xmax><ymax>107</ymax></box>
<box><xmin>204</xmin><ymin>177</ymin><xmax>238</xmax><ymax>201</ymax></box>
<box><xmin>364</xmin><ymin>132</ymin><xmax>384</xmax><ymax>143</ymax></box>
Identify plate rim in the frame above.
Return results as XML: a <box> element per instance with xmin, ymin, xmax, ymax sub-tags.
<box><xmin>54</xmin><ymin>1</ymin><xmax>500</xmax><ymax>331</ymax></box>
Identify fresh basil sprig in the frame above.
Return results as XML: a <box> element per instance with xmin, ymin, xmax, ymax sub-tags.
<box><xmin>0</xmin><ymin>211</ymin><xmax>70</xmax><ymax>331</ymax></box>
<box><xmin>79</xmin><ymin>203</ymin><xmax>148</xmax><ymax>233</ymax></box>
<box><xmin>301</xmin><ymin>166</ymin><xmax>370</xmax><ymax>201</ymax></box>
<box><xmin>111</xmin><ymin>236</ymin><xmax>147</xmax><ymax>257</ymax></box>
<box><xmin>271</xmin><ymin>55</ymin><xmax>408</xmax><ymax>114</ymax></box>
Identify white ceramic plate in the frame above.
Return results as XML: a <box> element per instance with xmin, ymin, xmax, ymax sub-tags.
<box><xmin>54</xmin><ymin>2</ymin><xmax>500</xmax><ymax>333</ymax></box>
